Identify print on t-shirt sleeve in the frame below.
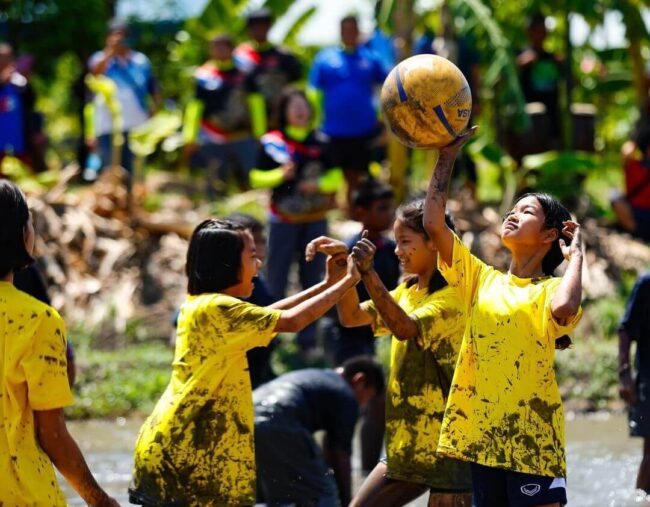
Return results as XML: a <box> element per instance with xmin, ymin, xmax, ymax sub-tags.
<box><xmin>23</xmin><ymin>310</ymin><xmax>73</xmax><ymax>411</ymax></box>
<box><xmin>437</xmin><ymin>233</ymin><xmax>485</xmax><ymax>310</ymax></box>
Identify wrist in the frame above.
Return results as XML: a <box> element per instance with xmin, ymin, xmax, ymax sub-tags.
<box><xmin>360</xmin><ymin>267</ymin><xmax>375</xmax><ymax>277</ymax></box>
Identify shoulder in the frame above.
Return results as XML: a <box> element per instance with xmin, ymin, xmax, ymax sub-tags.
<box><xmin>13</xmin><ymin>288</ymin><xmax>64</xmax><ymax>327</ymax></box>
<box><xmin>129</xmin><ymin>51</ymin><xmax>151</xmax><ymax>66</ymax></box>
<box><xmin>315</xmin><ymin>47</ymin><xmax>339</xmax><ymax>63</ymax></box>
<box><xmin>632</xmin><ymin>272</ymin><xmax>650</xmax><ymax>295</ymax></box>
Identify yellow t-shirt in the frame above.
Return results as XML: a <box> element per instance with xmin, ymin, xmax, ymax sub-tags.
<box><xmin>362</xmin><ymin>281</ymin><xmax>471</xmax><ymax>490</ymax></box>
<box><xmin>0</xmin><ymin>281</ymin><xmax>73</xmax><ymax>506</ymax></box>
<box><xmin>437</xmin><ymin>234</ymin><xmax>582</xmax><ymax>477</ymax></box>
<box><xmin>132</xmin><ymin>293</ymin><xmax>281</xmax><ymax>506</ymax></box>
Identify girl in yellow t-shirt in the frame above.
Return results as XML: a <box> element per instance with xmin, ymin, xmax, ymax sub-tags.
<box><xmin>307</xmin><ymin>200</ymin><xmax>472</xmax><ymax>507</ymax></box>
<box><xmin>0</xmin><ymin>180</ymin><xmax>118</xmax><ymax>507</ymax></box>
<box><xmin>131</xmin><ymin>218</ymin><xmax>361</xmax><ymax>506</ymax></box>
<box><xmin>423</xmin><ymin>128</ymin><xmax>583</xmax><ymax>507</ymax></box>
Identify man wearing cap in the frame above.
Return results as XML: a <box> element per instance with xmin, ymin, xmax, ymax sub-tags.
<box><xmin>234</xmin><ymin>8</ymin><xmax>302</xmax><ymax>130</ymax></box>
<box><xmin>88</xmin><ymin>18</ymin><xmax>159</xmax><ymax>174</ymax></box>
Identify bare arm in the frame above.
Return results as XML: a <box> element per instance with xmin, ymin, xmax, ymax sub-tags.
<box><xmin>35</xmin><ymin>409</ymin><xmax>118</xmax><ymax>507</ymax></box>
<box><xmin>423</xmin><ymin>127</ymin><xmax>478</xmax><ymax>266</ymax></box>
<box><xmin>618</xmin><ymin>328</ymin><xmax>636</xmax><ymax>404</ymax></box>
<box><xmin>550</xmin><ymin>221</ymin><xmax>583</xmax><ymax>320</ymax></box>
<box><xmin>274</xmin><ymin>256</ymin><xmax>360</xmax><ymax>333</ymax></box>
<box><xmin>351</xmin><ymin>234</ymin><xmax>418</xmax><ymax>341</ymax></box>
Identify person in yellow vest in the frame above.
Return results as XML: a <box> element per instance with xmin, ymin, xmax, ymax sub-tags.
<box><xmin>130</xmin><ymin>218</ymin><xmax>361</xmax><ymax>506</ymax></box>
<box><xmin>424</xmin><ymin>128</ymin><xmax>583</xmax><ymax>507</ymax></box>
<box><xmin>0</xmin><ymin>180</ymin><xmax>118</xmax><ymax>507</ymax></box>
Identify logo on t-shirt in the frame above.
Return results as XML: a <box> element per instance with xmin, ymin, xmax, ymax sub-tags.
<box><xmin>520</xmin><ymin>484</ymin><xmax>541</xmax><ymax>496</ymax></box>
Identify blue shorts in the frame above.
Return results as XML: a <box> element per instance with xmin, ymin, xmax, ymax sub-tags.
<box><xmin>471</xmin><ymin>463</ymin><xmax>567</xmax><ymax>506</ymax></box>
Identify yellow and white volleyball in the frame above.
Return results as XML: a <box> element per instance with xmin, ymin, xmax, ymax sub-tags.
<box><xmin>380</xmin><ymin>54</ymin><xmax>472</xmax><ymax>149</ymax></box>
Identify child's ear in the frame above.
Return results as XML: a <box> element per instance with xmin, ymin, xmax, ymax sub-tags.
<box><xmin>542</xmin><ymin>227</ymin><xmax>559</xmax><ymax>244</ymax></box>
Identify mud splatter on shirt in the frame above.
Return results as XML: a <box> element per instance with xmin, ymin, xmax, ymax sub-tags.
<box><xmin>132</xmin><ymin>294</ymin><xmax>281</xmax><ymax>506</ymax></box>
<box><xmin>0</xmin><ymin>281</ymin><xmax>73</xmax><ymax>506</ymax></box>
<box><xmin>362</xmin><ymin>283</ymin><xmax>471</xmax><ymax>489</ymax></box>
<box><xmin>437</xmin><ymin>234</ymin><xmax>582</xmax><ymax>477</ymax></box>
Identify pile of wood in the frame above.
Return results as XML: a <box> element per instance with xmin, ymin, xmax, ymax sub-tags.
<box><xmin>26</xmin><ymin>167</ymin><xmax>650</xmax><ymax>349</ymax></box>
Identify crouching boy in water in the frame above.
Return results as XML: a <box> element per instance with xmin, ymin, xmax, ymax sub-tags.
<box><xmin>130</xmin><ymin>218</ymin><xmax>361</xmax><ymax>506</ymax></box>
<box><xmin>424</xmin><ymin>128</ymin><xmax>583</xmax><ymax>506</ymax></box>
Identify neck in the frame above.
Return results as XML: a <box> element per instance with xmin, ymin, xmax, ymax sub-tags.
<box><xmin>417</xmin><ymin>263</ymin><xmax>437</xmax><ymax>291</ymax></box>
<box><xmin>508</xmin><ymin>247</ymin><xmax>547</xmax><ymax>278</ymax></box>
<box><xmin>212</xmin><ymin>58</ymin><xmax>234</xmax><ymax>69</ymax></box>
<box><xmin>286</xmin><ymin>125</ymin><xmax>310</xmax><ymax>140</ymax></box>
<box><xmin>343</xmin><ymin>43</ymin><xmax>358</xmax><ymax>52</ymax></box>
<box><xmin>221</xmin><ymin>283</ymin><xmax>244</xmax><ymax>298</ymax></box>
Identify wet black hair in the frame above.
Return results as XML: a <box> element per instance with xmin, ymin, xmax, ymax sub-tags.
<box><xmin>277</xmin><ymin>88</ymin><xmax>312</xmax><ymax>132</ymax></box>
<box><xmin>225</xmin><ymin>212</ymin><xmax>265</xmax><ymax>237</ymax></box>
<box><xmin>186</xmin><ymin>219</ymin><xmax>248</xmax><ymax>295</ymax></box>
<box><xmin>395</xmin><ymin>199</ymin><xmax>456</xmax><ymax>294</ymax></box>
<box><xmin>352</xmin><ymin>178</ymin><xmax>395</xmax><ymax>209</ymax></box>
<box><xmin>341</xmin><ymin>355</ymin><xmax>385</xmax><ymax>394</ymax></box>
<box><xmin>513</xmin><ymin>192</ymin><xmax>571</xmax><ymax>275</ymax></box>
<box><xmin>0</xmin><ymin>180</ymin><xmax>34</xmax><ymax>279</ymax></box>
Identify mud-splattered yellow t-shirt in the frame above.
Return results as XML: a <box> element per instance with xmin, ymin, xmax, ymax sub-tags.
<box><xmin>437</xmin><ymin>234</ymin><xmax>582</xmax><ymax>477</ymax></box>
<box><xmin>0</xmin><ymin>281</ymin><xmax>73</xmax><ymax>506</ymax></box>
<box><xmin>132</xmin><ymin>293</ymin><xmax>281</xmax><ymax>506</ymax></box>
<box><xmin>362</xmin><ymin>281</ymin><xmax>471</xmax><ymax>489</ymax></box>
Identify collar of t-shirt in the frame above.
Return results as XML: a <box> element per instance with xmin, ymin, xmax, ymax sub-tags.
<box><xmin>285</xmin><ymin>125</ymin><xmax>310</xmax><ymax>142</ymax></box>
<box><xmin>210</xmin><ymin>58</ymin><xmax>236</xmax><ymax>71</ymax></box>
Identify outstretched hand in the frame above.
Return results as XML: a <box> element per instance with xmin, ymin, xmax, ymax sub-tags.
<box><xmin>559</xmin><ymin>220</ymin><xmax>582</xmax><ymax>261</ymax></box>
<box><xmin>305</xmin><ymin>236</ymin><xmax>348</xmax><ymax>262</ymax></box>
<box><xmin>439</xmin><ymin>125</ymin><xmax>479</xmax><ymax>158</ymax></box>
<box><xmin>351</xmin><ymin>230</ymin><xmax>376</xmax><ymax>275</ymax></box>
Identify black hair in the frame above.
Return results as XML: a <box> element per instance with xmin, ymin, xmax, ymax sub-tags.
<box><xmin>341</xmin><ymin>355</ymin><xmax>385</xmax><ymax>394</ymax></box>
<box><xmin>527</xmin><ymin>13</ymin><xmax>546</xmax><ymax>31</ymax></box>
<box><xmin>246</xmin><ymin>8</ymin><xmax>273</xmax><ymax>25</ymax></box>
<box><xmin>395</xmin><ymin>199</ymin><xmax>456</xmax><ymax>294</ymax></box>
<box><xmin>513</xmin><ymin>192</ymin><xmax>571</xmax><ymax>275</ymax></box>
<box><xmin>225</xmin><ymin>212</ymin><xmax>265</xmax><ymax>236</ymax></box>
<box><xmin>277</xmin><ymin>88</ymin><xmax>312</xmax><ymax>132</ymax></box>
<box><xmin>340</xmin><ymin>15</ymin><xmax>359</xmax><ymax>28</ymax></box>
<box><xmin>0</xmin><ymin>180</ymin><xmax>34</xmax><ymax>279</ymax></box>
<box><xmin>352</xmin><ymin>178</ymin><xmax>395</xmax><ymax>209</ymax></box>
<box><xmin>635</xmin><ymin>120</ymin><xmax>650</xmax><ymax>155</ymax></box>
<box><xmin>186</xmin><ymin>219</ymin><xmax>248</xmax><ymax>295</ymax></box>
<box><xmin>211</xmin><ymin>34</ymin><xmax>234</xmax><ymax>47</ymax></box>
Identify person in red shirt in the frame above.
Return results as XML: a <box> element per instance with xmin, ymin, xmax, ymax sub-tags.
<box><xmin>612</xmin><ymin>122</ymin><xmax>650</xmax><ymax>242</ymax></box>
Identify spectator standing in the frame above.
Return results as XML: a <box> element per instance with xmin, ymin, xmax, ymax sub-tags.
<box><xmin>619</xmin><ymin>272</ymin><xmax>650</xmax><ymax>493</ymax></box>
<box><xmin>309</xmin><ymin>15</ymin><xmax>389</xmax><ymax>208</ymax></box>
<box><xmin>88</xmin><ymin>18</ymin><xmax>159</xmax><ymax>175</ymax></box>
<box><xmin>254</xmin><ymin>358</ymin><xmax>385</xmax><ymax>506</ymax></box>
<box><xmin>250</xmin><ymin>88</ymin><xmax>343</xmax><ymax>357</ymax></box>
<box><xmin>234</xmin><ymin>8</ymin><xmax>302</xmax><ymax>130</ymax></box>
<box><xmin>612</xmin><ymin>122</ymin><xmax>650</xmax><ymax>242</ymax></box>
<box><xmin>0</xmin><ymin>43</ymin><xmax>36</xmax><ymax>172</ymax></box>
<box><xmin>184</xmin><ymin>35</ymin><xmax>266</xmax><ymax>196</ymax></box>
<box><xmin>517</xmin><ymin>13</ymin><xmax>563</xmax><ymax>151</ymax></box>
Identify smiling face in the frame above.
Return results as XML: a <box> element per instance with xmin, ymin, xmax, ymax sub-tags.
<box><xmin>237</xmin><ymin>231</ymin><xmax>262</xmax><ymax>298</ymax></box>
<box><xmin>285</xmin><ymin>94</ymin><xmax>312</xmax><ymax>128</ymax></box>
<box><xmin>393</xmin><ymin>218</ymin><xmax>436</xmax><ymax>276</ymax></box>
<box><xmin>501</xmin><ymin>195</ymin><xmax>558</xmax><ymax>251</ymax></box>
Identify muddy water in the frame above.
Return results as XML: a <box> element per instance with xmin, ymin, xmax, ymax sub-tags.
<box><xmin>61</xmin><ymin>413</ymin><xmax>647</xmax><ymax>506</ymax></box>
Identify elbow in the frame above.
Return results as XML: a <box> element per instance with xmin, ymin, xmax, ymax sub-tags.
<box><xmin>552</xmin><ymin>300</ymin><xmax>580</xmax><ymax>321</ymax></box>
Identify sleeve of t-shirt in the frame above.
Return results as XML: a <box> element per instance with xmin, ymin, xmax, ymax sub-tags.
<box><xmin>360</xmin><ymin>285</ymin><xmax>403</xmax><ymax>337</ymax></box>
<box><xmin>23</xmin><ymin>309</ymin><xmax>74</xmax><ymax>411</ymax></box>
<box><xmin>544</xmin><ymin>278</ymin><xmax>583</xmax><ymax>341</ymax></box>
<box><xmin>215</xmin><ymin>298</ymin><xmax>281</xmax><ymax>350</ymax></box>
<box><xmin>308</xmin><ymin>53</ymin><xmax>324</xmax><ymax>89</ymax></box>
<box><xmin>619</xmin><ymin>274</ymin><xmax>650</xmax><ymax>341</ymax></box>
<box><xmin>437</xmin><ymin>233</ymin><xmax>486</xmax><ymax>312</ymax></box>
<box><xmin>410</xmin><ymin>295</ymin><xmax>463</xmax><ymax>351</ymax></box>
<box><xmin>324</xmin><ymin>391</ymin><xmax>359</xmax><ymax>454</ymax></box>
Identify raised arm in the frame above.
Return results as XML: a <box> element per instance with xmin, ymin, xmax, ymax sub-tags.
<box><xmin>274</xmin><ymin>255</ymin><xmax>360</xmax><ymax>333</ymax></box>
<box><xmin>35</xmin><ymin>409</ymin><xmax>119</xmax><ymax>507</ymax></box>
<box><xmin>423</xmin><ymin>127</ymin><xmax>478</xmax><ymax>266</ymax></box>
<box><xmin>550</xmin><ymin>221</ymin><xmax>583</xmax><ymax>320</ymax></box>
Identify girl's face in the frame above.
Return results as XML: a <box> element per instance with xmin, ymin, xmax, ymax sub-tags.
<box><xmin>237</xmin><ymin>231</ymin><xmax>262</xmax><ymax>298</ymax></box>
<box><xmin>501</xmin><ymin>195</ymin><xmax>557</xmax><ymax>249</ymax></box>
<box><xmin>393</xmin><ymin>218</ymin><xmax>436</xmax><ymax>275</ymax></box>
<box><xmin>286</xmin><ymin>95</ymin><xmax>311</xmax><ymax>128</ymax></box>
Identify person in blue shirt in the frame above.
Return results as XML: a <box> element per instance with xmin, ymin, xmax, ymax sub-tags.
<box><xmin>619</xmin><ymin>272</ymin><xmax>650</xmax><ymax>493</ymax></box>
<box><xmin>88</xmin><ymin>18</ymin><xmax>159</xmax><ymax>175</ymax></box>
<box><xmin>0</xmin><ymin>43</ymin><xmax>36</xmax><ymax>171</ymax></box>
<box><xmin>309</xmin><ymin>16</ymin><xmax>389</xmax><ymax>209</ymax></box>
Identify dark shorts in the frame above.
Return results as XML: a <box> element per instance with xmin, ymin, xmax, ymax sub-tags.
<box><xmin>632</xmin><ymin>207</ymin><xmax>650</xmax><ymax>242</ymax></box>
<box><xmin>255</xmin><ymin>422</ymin><xmax>339</xmax><ymax>506</ymax></box>
<box><xmin>471</xmin><ymin>463</ymin><xmax>567</xmax><ymax>507</ymax></box>
<box><xmin>328</xmin><ymin>133</ymin><xmax>375</xmax><ymax>173</ymax></box>
<box><xmin>630</xmin><ymin>382</ymin><xmax>650</xmax><ymax>438</ymax></box>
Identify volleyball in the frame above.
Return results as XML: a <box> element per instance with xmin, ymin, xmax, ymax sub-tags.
<box><xmin>380</xmin><ymin>54</ymin><xmax>472</xmax><ymax>149</ymax></box>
